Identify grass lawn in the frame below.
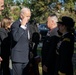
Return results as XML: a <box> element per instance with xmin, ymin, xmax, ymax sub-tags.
<box><xmin>38</xmin><ymin>62</ymin><xmax>42</xmax><ymax>75</ymax></box>
<box><xmin>37</xmin><ymin>45</ymin><xmax>42</xmax><ymax>75</ymax></box>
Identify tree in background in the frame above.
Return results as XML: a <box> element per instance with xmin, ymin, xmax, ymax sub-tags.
<box><xmin>29</xmin><ymin>0</ymin><xmax>50</xmax><ymax>23</ymax></box>
<box><xmin>0</xmin><ymin>0</ymin><xmax>76</xmax><ymax>27</ymax></box>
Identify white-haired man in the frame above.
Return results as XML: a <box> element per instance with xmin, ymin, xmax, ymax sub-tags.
<box><xmin>11</xmin><ymin>7</ymin><xmax>31</xmax><ymax>75</ymax></box>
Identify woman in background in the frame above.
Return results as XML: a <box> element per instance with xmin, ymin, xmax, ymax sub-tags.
<box><xmin>56</xmin><ymin>16</ymin><xmax>75</xmax><ymax>75</ymax></box>
<box><xmin>0</xmin><ymin>17</ymin><xmax>12</xmax><ymax>75</ymax></box>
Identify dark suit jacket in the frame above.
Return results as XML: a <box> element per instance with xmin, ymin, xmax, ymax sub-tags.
<box><xmin>11</xmin><ymin>19</ymin><xmax>31</xmax><ymax>63</ymax></box>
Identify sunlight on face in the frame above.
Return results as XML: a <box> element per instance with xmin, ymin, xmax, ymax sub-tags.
<box><xmin>23</xmin><ymin>11</ymin><xmax>31</xmax><ymax>21</ymax></box>
<box><xmin>0</xmin><ymin>0</ymin><xmax>4</xmax><ymax>14</ymax></box>
<box><xmin>47</xmin><ymin>16</ymin><xmax>52</xmax><ymax>29</ymax></box>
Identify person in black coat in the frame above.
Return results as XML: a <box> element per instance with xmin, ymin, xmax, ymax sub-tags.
<box><xmin>29</xmin><ymin>20</ymin><xmax>40</xmax><ymax>57</ymax></box>
<box><xmin>42</xmin><ymin>14</ymin><xmax>60</xmax><ymax>75</ymax></box>
<box><xmin>0</xmin><ymin>17</ymin><xmax>12</xmax><ymax>75</ymax></box>
<box><xmin>0</xmin><ymin>0</ymin><xmax>4</xmax><ymax>63</ymax></box>
<box><xmin>55</xmin><ymin>16</ymin><xmax>75</xmax><ymax>75</ymax></box>
<box><xmin>0</xmin><ymin>0</ymin><xmax>4</xmax><ymax>75</ymax></box>
<box><xmin>28</xmin><ymin>20</ymin><xmax>40</xmax><ymax>75</ymax></box>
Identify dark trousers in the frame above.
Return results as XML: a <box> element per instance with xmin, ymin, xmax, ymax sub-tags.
<box><xmin>12</xmin><ymin>62</ymin><xmax>28</xmax><ymax>75</ymax></box>
<box><xmin>28</xmin><ymin>58</ymin><xmax>40</xmax><ymax>75</ymax></box>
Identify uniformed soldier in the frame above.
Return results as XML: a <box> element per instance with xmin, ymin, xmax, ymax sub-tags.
<box><xmin>42</xmin><ymin>14</ymin><xmax>62</xmax><ymax>75</ymax></box>
<box><xmin>55</xmin><ymin>16</ymin><xmax>75</xmax><ymax>75</ymax></box>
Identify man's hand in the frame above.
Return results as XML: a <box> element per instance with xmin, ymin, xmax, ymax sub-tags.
<box><xmin>0</xmin><ymin>56</ymin><xmax>2</xmax><ymax>62</ymax></box>
<box><xmin>21</xmin><ymin>17</ymin><xmax>28</xmax><ymax>26</ymax></box>
<box><xmin>42</xmin><ymin>65</ymin><xmax>48</xmax><ymax>72</ymax></box>
<box><xmin>58</xmin><ymin>71</ymin><xmax>66</xmax><ymax>75</ymax></box>
<box><xmin>20</xmin><ymin>13</ymin><xmax>28</xmax><ymax>26</ymax></box>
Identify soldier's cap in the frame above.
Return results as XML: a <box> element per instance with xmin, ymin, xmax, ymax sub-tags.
<box><xmin>57</xmin><ymin>16</ymin><xmax>75</xmax><ymax>28</ymax></box>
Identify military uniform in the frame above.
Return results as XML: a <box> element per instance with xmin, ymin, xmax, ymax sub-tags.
<box><xmin>41</xmin><ymin>27</ymin><xmax>62</xmax><ymax>75</ymax></box>
<box><xmin>42</xmin><ymin>35</ymin><xmax>53</xmax><ymax>75</ymax></box>
<box><xmin>55</xmin><ymin>32</ymin><xmax>74</xmax><ymax>75</ymax></box>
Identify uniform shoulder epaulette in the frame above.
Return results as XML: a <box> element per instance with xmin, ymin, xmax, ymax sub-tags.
<box><xmin>63</xmin><ymin>38</ymin><xmax>70</xmax><ymax>42</ymax></box>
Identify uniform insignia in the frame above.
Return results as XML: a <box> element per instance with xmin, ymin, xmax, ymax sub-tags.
<box><xmin>63</xmin><ymin>38</ymin><xmax>70</xmax><ymax>42</ymax></box>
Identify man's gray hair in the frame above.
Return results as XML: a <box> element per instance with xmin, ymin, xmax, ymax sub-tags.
<box><xmin>20</xmin><ymin>7</ymin><xmax>31</xmax><ymax>14</ymax></box>
<box><xmin>49</xmin><ymin>13</ymin><xmax>58</xmax><ymax>22</ymax></box>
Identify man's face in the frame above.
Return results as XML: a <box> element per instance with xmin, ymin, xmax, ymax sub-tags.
<box><xmin>20</xmin><ymin>10</ymin><xmax>31</xmax><ymax>23</ymax></box>
<box><xmin>23</xmin><ymin>11</ymin><xmax>31</xmax><ymax>22</ymax></box>
<box><xmin>47</xmin><ymin>16</ymin><xmax>53</xmax><ymax>29</ymax></box>
<box><xmin>0</xmin><ymin>0</ymin><xmax>4</xmax><ymax>14</ymax></box>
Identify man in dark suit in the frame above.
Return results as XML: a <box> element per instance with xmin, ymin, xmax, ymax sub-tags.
<box><xmin>0</xmin><ymin>0</ymin><xmax>4</xmax><ymax>63</ymax></box>
<box><xmin>11</xmin><ymin>7</ymin><xmax>31</xmax><ymax>75</ymax></box>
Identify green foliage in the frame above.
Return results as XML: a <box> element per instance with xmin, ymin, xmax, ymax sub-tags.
<box><xmin>64</xmin><ymin>0</ymin><xmax>74</xmax><ymax>10</ymax></box>
<box><xmin>2</xmin><ymin>6</ymin><xmax>10</xmax><ymax>18</ymax></box>
<box><xmin>29</xmin><ymin>0</ymin><xmax>50</xmax><ymax>23</ymax></box>
<box><xmin>59</xmin><ymin>0</ymin><xmax>76</xmax><ymax>28</ymax></box>
<box><xmin>0</xmin><ymin>0</ymin><xmax>76</xmax><ymax>27</ymax></box>
<box><xmin>0</xmin><ymin>0</ymin><xmax>14</xmax><ymax>20</ymax></box>
<box><xmin>10</xmin><ymin>6</ymin><xmax>20</xmax><ymax>21</ymax></box>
